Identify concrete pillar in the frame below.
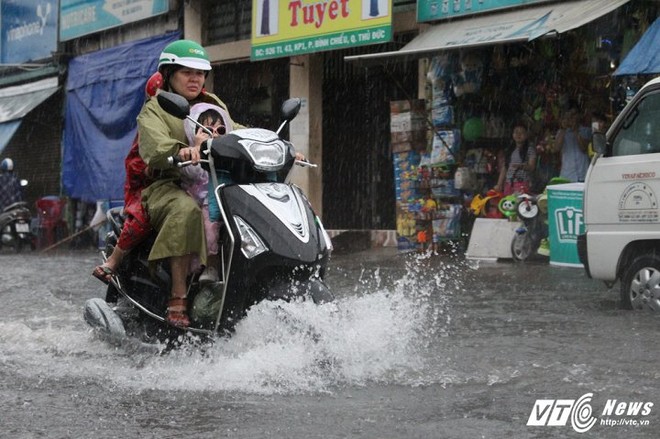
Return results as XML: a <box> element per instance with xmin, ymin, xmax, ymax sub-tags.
<box><xmin>288</xmin><ymin>54</ymin><xmax>323</xmax><ymax>218</ymax></box>
<box><xmin>183</xmin><ymin>0</ymin><xmax>216</xmax><ymax>91</ymax></box>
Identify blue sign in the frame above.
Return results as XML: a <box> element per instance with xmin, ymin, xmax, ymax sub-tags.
<box><xmin>60</xmin><ymin>0</ymin><xmax>169</xmax><ymax>41</ymax></box>
<box><xmin>1</xmin><ymin>0</ymin><xmax>58</xmax><ymax>64</ymax></box>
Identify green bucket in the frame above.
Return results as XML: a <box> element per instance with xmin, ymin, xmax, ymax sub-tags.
<box><xmin>547</xmin><ymin>183</ymin><xmax>585</xmax><ymax>267</ymax></box>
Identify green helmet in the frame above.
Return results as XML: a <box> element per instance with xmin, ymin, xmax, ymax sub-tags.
<box><xmin>158</xmin><ymin>40</ymin><xmax>211</xmax><ymax>71</ymax></box>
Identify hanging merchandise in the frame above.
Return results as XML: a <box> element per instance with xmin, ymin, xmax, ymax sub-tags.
<box><xmin>481</xmin><ymin>113</ymin><xmax>507</xmax><ymax>139</ymax></box>
<box><xmin>427</xmin><ymin>54</ymin><xmax>452</xmax><ymax>83</ymax></box>
<box><xmin>432</xmin><ymin>204</ymin><xmax>462</xmax><ymax>240</ymax></box>
<box><xmin>429</xmin><ymin>55</ymin><xmax>456</xmax><ymax>128</ymax></box>
<box><xmin>433</xmin><ymin>102</ymin><xmax>454</xmax><ymax>127</ymax></box>
<box><xmin>421</xmin><ymin>129</ymin><xmax>461</xmax><ymax>165</ymax></box>
<box><xmin>454</xmin><ymin>166</ymin><xmax>478</xmax><ymax>191</ymax></box>
<box><xmin>463</xmin><ymin>117</ymin><xmax>484</xmax><ymax>141</ymax></box>
<box><xmin>452</xmin><ymin>52</ymin><xmax>484</xmax><ymax>97</ymax></box>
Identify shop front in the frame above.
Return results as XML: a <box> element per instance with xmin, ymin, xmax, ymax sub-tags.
<box><xmin>346</xmin><ymin>0</ymin><xmax>650</xmax><ymax>255</ymax></box>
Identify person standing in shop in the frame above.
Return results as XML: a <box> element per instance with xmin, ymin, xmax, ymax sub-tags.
<box><xmin>550</xmin><ymin>106</ymin><xmax>591</xmax><ymax>182</ymax></box>
<box><xmin>495</xmin><ymin>121</ymin><xmax>537</xmax><ymax>195</ymax></box>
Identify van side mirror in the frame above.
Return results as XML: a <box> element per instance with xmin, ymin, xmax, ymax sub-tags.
<box><xmin>592</xmin><ymin>132</ymin><xmax>607</xmax><ymax>155</ymax></box>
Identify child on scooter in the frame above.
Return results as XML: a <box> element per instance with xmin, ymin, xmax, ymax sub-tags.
<box><xmin>181</xmin><ymin>103</ymin><xmax>236</xmax><ymax>283</ymax></box>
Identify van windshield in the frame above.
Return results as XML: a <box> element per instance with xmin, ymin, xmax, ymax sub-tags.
<box><xmin>612</xmin><ymin>90</ymin><xmax>660</xmax><ymax>156</ymax></box>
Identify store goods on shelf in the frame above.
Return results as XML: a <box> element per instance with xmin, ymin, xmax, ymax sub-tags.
<box><xmin>390</xmin><ymin>99</ymin><xmax>429</xmax><ymax>154</ymax></box>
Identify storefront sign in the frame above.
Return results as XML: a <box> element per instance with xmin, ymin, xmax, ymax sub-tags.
<box><xmin>251</xmin><ymin>0</ymin><xmax>392</xmax><ymax>61</ymax></box>
<box><xmin>1</xmin><ymin>0</ymin><xmax>58</xmax><ymax>64</ymax></box>
<box><xmin>417</xmin><ymin>0</ymin><xmax>552</xmax><ymax>23</ymax></box>
<box><xmin>60</xmin><ymin>0</ymin><xmax>169</xmax><ymax>41</ymax></box>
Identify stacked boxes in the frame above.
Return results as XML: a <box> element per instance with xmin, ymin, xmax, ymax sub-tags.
<box><xmin>390</xmin><ymin>100</ymin><xmax>429</xmax><ymax>153</ymax></box>
<box><xmin>391</xmin><ymin>99</ymin><xmax>468</xmax><ymax>250</ymax></box>
<box><xmin>391</xmin><ymin>99</ymin><xmax>466</xmax><ymax>251</ymax></box>
<box><xmin>391</xmin><ymin>99</ymin><xmax>430</xmax><ymax>251</ymax></box>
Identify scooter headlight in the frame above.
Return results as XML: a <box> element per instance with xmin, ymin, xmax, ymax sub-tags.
<box><xmin>240</xmin><ymin>140</ymin><xmax>286</xmax><ymax>172</ymax></box>
<box><xmin>234</xmin><ymin>215</ymin><xmax>268</xmax><ymax>259</ymax></box>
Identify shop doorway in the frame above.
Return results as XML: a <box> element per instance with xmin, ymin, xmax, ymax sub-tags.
<box><xmin>322</xmin><ymin>49</ymin><xmax>419</xmax><ymax>230</ymax></box>
<box><xmin>213</xmin><ymin>59</ymin><xmax>290</xmax><ymax>132</ymax></box>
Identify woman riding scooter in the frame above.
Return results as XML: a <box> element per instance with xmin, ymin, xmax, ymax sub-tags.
<box><xmin>137</xmin><ymin>40</ymin><xmax>241</xmax><ymax>328</ymax></box>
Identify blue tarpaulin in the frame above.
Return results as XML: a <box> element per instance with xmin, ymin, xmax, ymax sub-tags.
<box><xmin>62</xmin><ymin>31</ymin><xmax>180</xmax><ymax>203</ymax></box>
<box><xmin>614</xmin><ymin>18</ymin><xmax>660</xmax><ymax>76</ymax></box>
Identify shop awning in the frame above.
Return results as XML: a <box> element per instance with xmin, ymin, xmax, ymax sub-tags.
<box><xmin>614</xmin><ymin>17</ymin><xmax>660</xmax><ymax>76</ymax></box>
<box><xmin>345</xmin><ymin>0</ymin><xmax>630</xmax><ymax>65</ymax></box>
<box><xmin>0</xmin><ymin>76</ymin><xmax>59</xmax><ymax>154</ymax></box>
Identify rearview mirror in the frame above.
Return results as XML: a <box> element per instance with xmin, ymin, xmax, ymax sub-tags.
<box><xmin>281</xmin><ymin>98</ymin><xmax>302</xmax><ymax>122</ymax></box>
<box><xmin>157</xmin><ymin>91</ymin><xmax>190</xmax><ymax>120</ymax></box>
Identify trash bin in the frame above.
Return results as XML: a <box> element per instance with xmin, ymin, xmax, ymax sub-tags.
<box><xmin>547</xmin><ymin>182</ymin><xmax>585</xmax><ymax>267</ymax></box>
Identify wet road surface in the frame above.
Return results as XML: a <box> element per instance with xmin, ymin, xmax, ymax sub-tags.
<box><xmin>0</xmin><ymin>247</ymin><xmax>658</xmax><ymax>438</ymax></box>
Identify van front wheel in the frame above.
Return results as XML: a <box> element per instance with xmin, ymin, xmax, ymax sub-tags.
<box><xmin>620</xmin><ymin>254</ymin><xmax>660</xmax><ymax>311</ymax></box>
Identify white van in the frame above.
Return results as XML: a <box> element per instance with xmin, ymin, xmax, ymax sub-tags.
<box><xmin>578</xmin><ymin>76</ymin><xmax>660</xmax><ymax>311</ymax></box>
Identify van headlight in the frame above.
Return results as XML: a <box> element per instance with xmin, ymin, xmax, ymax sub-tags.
<box><xmin>234</xmin><ymin>215</ymin><xmax>268</xmax><ymax>258</ymax></box>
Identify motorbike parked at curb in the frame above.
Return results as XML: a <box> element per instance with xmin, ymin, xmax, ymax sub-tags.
<box><xmin>84</xmin><ymin>92</ymin><xmax>334</xmax><ymax>346</ymax></box>
<box><xmin>0</xmin><ymin>180</ymin><xmax>34</xmax><ymax>252</ymax></box>
<box><xmin>510</xmin><ymin>193</ymin><xmax>547</xmax><ymax>261</ymax></box>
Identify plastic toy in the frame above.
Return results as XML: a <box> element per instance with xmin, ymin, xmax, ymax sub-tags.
<box><xmin>469</xmin><ymin>189</ymin><xmax>502</xmax><ymax>217</ymax></box>
<box><xmin>498</xmin><ymin>194</ymin><xmax>519</xmax><ymax>219</ymax></box>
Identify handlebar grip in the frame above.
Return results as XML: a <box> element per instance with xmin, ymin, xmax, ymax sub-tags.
<box><xmin>295</xmin><ymin>160</ymin><xmax>318</xmax><ymax>168</ymax></box>
<box><xmin>167</xmin><ymin>156</ymin><xmax>187</xmax><ymax>168</ymax></box>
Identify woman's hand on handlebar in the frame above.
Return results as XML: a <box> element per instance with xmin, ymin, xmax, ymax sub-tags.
<box><xmin>294</xmin><ymin>152</ymin><xmax>314</xmax><ymax>167</ymax></box>
<box><xmin>178</xmin><ymin>145</ymin><xmax>201</xmax><ymax>165</ymax></box>
<box><xmin>294</xmin><ymin>152</ymin><xmax>318</xmax><ymax>168</ymax></box>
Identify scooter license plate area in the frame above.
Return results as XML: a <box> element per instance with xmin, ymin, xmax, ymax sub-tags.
<box><xmin>15</xmin><ymin>223</ymin><xmax>30</xmax><ymax>233</ymax></box>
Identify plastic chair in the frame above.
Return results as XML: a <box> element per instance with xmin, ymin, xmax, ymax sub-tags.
<box><xmin>35</xmin><ymin>196</ymin><xmax>68</xmax><ymax>249</ymax></box>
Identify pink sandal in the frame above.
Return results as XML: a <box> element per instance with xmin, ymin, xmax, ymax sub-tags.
<box><xmin>166</xmin><ymin>297</ymin><xmax>190</xmax><ymax>328</ymax></box>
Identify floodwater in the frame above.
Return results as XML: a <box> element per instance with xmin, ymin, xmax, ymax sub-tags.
<box><xmin>0</xmin><ymin>247</ymin><xmax>659</xmax><ymax>438</ymax></box>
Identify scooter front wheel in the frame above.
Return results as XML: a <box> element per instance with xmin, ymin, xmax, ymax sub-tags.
<box><xmin>511</xmin><ymin>230</ymin><xmax>534</xmax><ymax>261</ymax></box>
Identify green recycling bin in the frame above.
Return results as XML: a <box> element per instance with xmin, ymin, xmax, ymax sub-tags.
<box><xmin>547</xmin><ymin>183</ymin><xmax>585</xmax><ymax>267</ymax></box>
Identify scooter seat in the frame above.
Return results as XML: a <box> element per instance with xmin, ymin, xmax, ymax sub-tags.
<box><xmin>2</xmin><ymin>201</ymin><xmax>28</xmax><ymax>213</ymax></box>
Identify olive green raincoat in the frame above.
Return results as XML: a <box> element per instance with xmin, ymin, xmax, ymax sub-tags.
<box><xmin>137</xmin><ymin>91</ymin><xmax>231</xmax><ymax>264</ymax></box>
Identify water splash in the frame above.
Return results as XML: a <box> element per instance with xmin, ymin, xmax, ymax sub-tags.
<box><xmin>129</xmin><ymin>251</ymin><xmax>463</xmax><ymax>394</ymax></box>
<box><xmin>1</xmin><ymin>252</ymin><xmax>466</xmax><ymax>395</ymax></box>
